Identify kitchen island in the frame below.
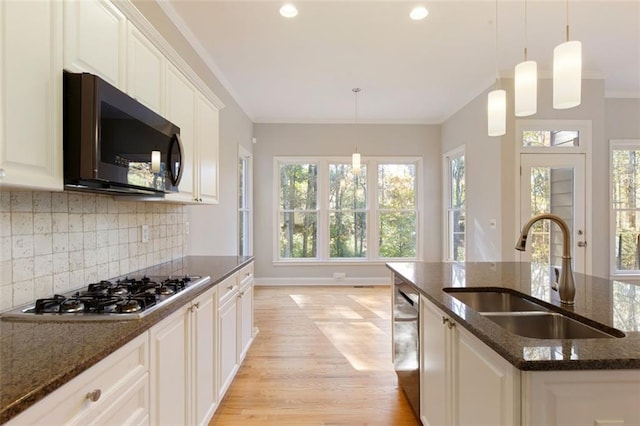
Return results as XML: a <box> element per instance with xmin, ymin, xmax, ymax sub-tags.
<box><xmin>388</xmin><ymin>261</ymin><xmax>640</xmax><ymax>425</ymax></box>
<box><xmin>0</xmin><ymin>255</ymin><xmax>253</xmax><ymax>424</ymax></box>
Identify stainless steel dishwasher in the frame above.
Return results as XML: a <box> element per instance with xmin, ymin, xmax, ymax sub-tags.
<box><xmin>393</xmin><ymin>274</ymin><xmax>420</xmax><ymax>420</ymax></box>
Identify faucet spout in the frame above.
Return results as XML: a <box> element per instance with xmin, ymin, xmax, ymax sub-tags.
<box><xmin>515</xmin><ymin>213</ymin><xmax>575</xmax><ymax>305</ymax></box>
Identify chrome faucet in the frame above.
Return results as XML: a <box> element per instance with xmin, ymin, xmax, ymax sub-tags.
<box><xmin>515</xmin><ymin>213</ymin><xmax>575</xmax><ymax>305</ymax></box>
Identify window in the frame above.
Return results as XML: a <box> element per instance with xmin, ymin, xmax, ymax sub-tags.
<box><xmin>238</xmin><ymin>147</ymin><xmax>252</xmax><ymax>256</ymax></box>
<box><xmin>611</xmin><ymin>140</ymin><xmax>640</xmax><ymax>276</ymax></box>
<box><xmin>278</xmin><ymin>162</ymin><xmax>318</xmax><ymax>258</ymax></box>
<box><xmin>329</xmin><ymin>163</ymin><xmax>367</xmax><ymax>258</ymax></box>
<box><xmin>378</xmin><ymin>163</ymin><xmax>417</xmax><ymax>258</ymax></box>
<box><xmin>443</xmin><ymin>147</ymin><xmax>465</xmax><ymax>262</ymax></box>
<box><xmin>276</xmin><ymin>157</ymin><xmax>421</xmax><ymax>262</ymax></box>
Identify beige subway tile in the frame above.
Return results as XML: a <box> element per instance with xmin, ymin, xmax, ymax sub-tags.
<box><xmin>12</xmin><ymin>235</ymin><xmax>33</xmax><ymax>259</ymax></box>
<box><xmin>10</xmin><ymin>192</ymin><xmax>32</xmax><ymax>212</ymax></box>
<box><xmin>82</xmin><ymin>196</ymin><xmax>96</xmax><ymax>214</ymax></box>
<box><xmin>12</xmin><ymin>258</ymin><xmax>34</xmax><ymax>283</ymax></box>
<box><xmin>52</xmin><ymin>213</ymin><xmax>69</xmax><ymax>233</ymax></box>
<box><xmin>33</xmin><ymin>213</ymin><xmax>52</xmax><ymax>234</ymax></box>
<box><xmin>11</xmin><ymin>212</ymin><xmax>33</xmax><ymax>235</ymax></box>
<box><xmin>0</xmin><ymin>236</ymin><xmax>10</xmax><ymax>262</ymax></box>
<box><xmin>34</xmin><ymin>233</ymin><xmax>52</xmax><ymax>256</ymax></box>
<box><xmin>53</xmin><ymin>272</ymin><xmax>70</xmax><ymax>293</ymax></box>
<box><xmin>68</xmin><ymin>193</ymin><xmax>84</xmax><ymax>213</ymax></box>
<box><xmin>12</xmin><ymin>279</ymin><xmax>34</xmax><ymax>306</ymax></box>
<box><xmin>34</xmin><ymin>275</ymin><xmax>53</xmax><ymax>299</ymax></box>
<box><xmin>52</xmin><ymin>233</ymin><xmax>69</xmax><ymax>254</ymax></box>
<box><xmin>96</xmin><ymin>230</ymin><xmax>109</xmax><ymax>248</ymax></box>
<box><xmin>68</xmin><ymin>232</ymin><xmax>83</xmax><ymax>251</ymax></box>
<box><xmin>0</xmin><ymin>212</ymin><xmax>11</xmax><ymax>237</ymax></box>
<box><xmin>51</xmin><ymin>192</ymin><xmax>68</xmax><ymax>213</ymax></box>
<box><xmin>52</xmin><ymin>252</ymin><xmax>69</xmax><ymax>274</ymax></box>
<box><xmin>34</xmin><ymin>254</ymin><xmax>53</xmax><ymax>278</ymax></box>
<box><xmin>33</xmin><ymin>193</ymin><xmax>52</xmax><ymax>213</ymax></box>
<box><xmin>68</xmin><ymin>250</ymin><xmax>83</xmax><ymax>272</ymax></box>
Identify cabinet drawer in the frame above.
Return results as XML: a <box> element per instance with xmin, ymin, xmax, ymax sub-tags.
<box><xmin>217</xmin><ymin>275</ymin><xmax>238</xmax><ymax>305</ymax></box>
<box><xmin>237</xmin><ymin>263</ymin><xmax>254</xmax><ymax>287</ymax></box>
<box><xmin>7</xmin><ymin>333</ymin><xmax>149</xmax><ymax>425</ymax></box>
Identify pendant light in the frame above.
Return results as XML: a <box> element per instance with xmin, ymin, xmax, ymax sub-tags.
<box><xmin>487</xmin><ymin>0</ymin><xmax>506</xmax><ymax>137</ymax></box>
<box><xmin>553</xmin><ymin>0</ymin><xmax>582</xmax><ymax>109</ymax></box>
<box><xmin>352</xmin><ymin>88</ymin><xmax>361</xmax><ymax>174</ymax></box>
<box><xmin>514</xmin><ymin>0</ymin><xmax>537</xmax><ymax>117</ymax></box>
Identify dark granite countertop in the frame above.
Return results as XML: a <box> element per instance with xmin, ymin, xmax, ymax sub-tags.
<box><xmin>387</xmin><ymin>261</ymin><xmax>640</xmax><ymax>371</ymax></box>
<box><xmin>0</xmin><ymin>255</ymin><xmax>253</xmax><ymax>424</ymax></box>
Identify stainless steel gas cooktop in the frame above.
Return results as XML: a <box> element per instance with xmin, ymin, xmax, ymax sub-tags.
<box><xmin>2</xmin><ymin>274</ymin><xmax>211</xmax><ymax>321</ymax></box>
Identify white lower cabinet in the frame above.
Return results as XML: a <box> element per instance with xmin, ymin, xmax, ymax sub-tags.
<box><xmin>150</xmin><ymin>286</ymin><xmax>217</xmax><ymax>426</ymax></box>
<box><xmin>522</xmin><ymin>369</ymin><xmax>640</xmax><ymax>426</ymax></box>
<box><xmin>420</xmin><ymin>296</ymin><xmax>519</xmax><ymax>426</ymax></box>
<box><xmin>218</xmin><ymin>263</ymin><xmax>255</xmax><ymax>400</ymax></box>
<box><xmin>6</xmin><ymin>334</ymin><xmax>149</xmax><ymax>426</ymax></box>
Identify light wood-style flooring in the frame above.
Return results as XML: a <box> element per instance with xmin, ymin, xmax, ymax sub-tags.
<box><xmin>210</xmin><ymin>286</ymin><xmax>419</xmax><ymax>426</ymax></box>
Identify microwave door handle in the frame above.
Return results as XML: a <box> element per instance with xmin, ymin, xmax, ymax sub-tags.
<box><xmin>168</xmin><ymin>133</ymin><xmax>184</xmax><ymax>187</ymax></box>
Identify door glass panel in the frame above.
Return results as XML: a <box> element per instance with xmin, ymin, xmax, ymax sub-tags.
<box><xmin>522</xmin><ymin>130</ymin><xmax>579</xmax><ymax>148</ymax></box>
<box><xmin>529</xmin><ymin>166</ymin><xmax>574</xmax><ymax>299</ymax></box>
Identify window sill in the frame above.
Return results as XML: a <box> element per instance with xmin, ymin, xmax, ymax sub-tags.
<box><xmin>272</xmin><ymin>259</ymin><xmax>421</xmax><ymax>267</ymax></box>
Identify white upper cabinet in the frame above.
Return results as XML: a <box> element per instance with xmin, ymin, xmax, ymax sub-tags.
<box><xmin>195</xmin><ymin>95</ymin><xmax>220</xmax><ymax>204</ymax></box>
<box><xmin>64</xmin><ymin>0</ymin><xmax>126</xmax><ymax>89</ymax></box>
<box><xmin>164</xmin><ymin>63</ymin><xmax>196</xmax><ymax>203</ymax></box>
<box><xmin>127</xmin><ymin>22</ymin><xmax>164</xmax><ymax>113</ymax></box>
<box><xmin>0</xmin><ymin>0</ymin><xmax>63</xmax><ymax>191</ymax></box>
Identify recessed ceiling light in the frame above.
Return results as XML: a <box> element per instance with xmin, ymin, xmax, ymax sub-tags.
<box><xmin>280</xmin><ymin>3</ymin><xmax>298</xmax><ymax>18</ymax></box>
<box><xmin>410</xmin><ymin>6</ymin><xmax>429</xmax><ymax>21</ymax></box>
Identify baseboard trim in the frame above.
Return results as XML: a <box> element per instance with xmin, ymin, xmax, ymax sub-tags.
<box><xmin>254</xmin><ymin>277</ymin><xmax>390</xmax><ymax>286</ymax></box>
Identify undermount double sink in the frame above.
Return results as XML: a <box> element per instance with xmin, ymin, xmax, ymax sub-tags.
<box><xmin>443</xmin><ymin>288</ymin><xmax>625</xmax><ymax>340</ymax></box>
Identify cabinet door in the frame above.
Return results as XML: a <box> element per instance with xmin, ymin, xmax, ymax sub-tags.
<box><xmin>218</xmin><ymin>295</ymin><xmax>239</xmax><ymax>399</ymax></box>
<box><xmin>164</xmin><ymin>63</ymin><xmax>196</xmax><ymax>203</ymax></box>
<box><xmin>420</xmin><ymin>297</ymin><xmax>449</xmax><ymax>426</ymax></box>
<box><xmin>192</xmin><ymin>288</ymin><xmax>217</xmax><ymax>425</ymax></box>
<box><xmin>523</xmin><ymin>369</ymin><xmax>640</xmax><ymax>426</ymax></box>
<box><xmin>127</xmin><ymin>23</ymin><xmax>164</xmax><ymax>113</ymax></box>
<box><xmin>150</xmin><ymin>308</ymin><xmax>190</xmax><ymax>426</ymax></box>
<box><xmin>0</xmin><ymin>0</ymin><xmax>62</xmax><ymax>191</ymax></box>
<box><xmin>455</xmin><ymin>325</ymin><xmax>519</xmax><ymax>426</ymax></box>
<box><xmin>64</xmin><ymin>0</ymin><xmax>126</xmax><ymax>88</ymax></box>
<box><xmin>238</xmin><ymin>281</ymin><xmax>254</xmax><ymax>361</ymax></box>
<box><xmin>195</xmin><ymin>94</ymin><xmax>220</xmax><ymax>204</ymax></box>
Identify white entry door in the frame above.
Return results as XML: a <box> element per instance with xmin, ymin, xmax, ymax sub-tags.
<box><xmin>519</xmin><ymin>154</ymin><xmax>588</xmax><ymax>291</ymax></box>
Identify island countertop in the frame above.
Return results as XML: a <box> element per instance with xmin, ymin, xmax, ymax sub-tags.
<box><xmin>386</xmin><ymin>261</ymin><xmax>640</xmax><ymax>371</ymax></box>
<box><xmin>0</xmin><ymin>255</ymin><xmax>253</xmax><ymax>424</ymax></box>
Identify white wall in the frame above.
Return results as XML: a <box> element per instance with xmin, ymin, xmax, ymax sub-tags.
<box><xmin>442</xmin><ymin>87</ymin><xmax>503</xmax><ymax>261</ymax></box>
<box><xmin>132</xmin><ymin>1</ymin><xmax>254</xmax><ymax>256</ymax></box>
<box><xmin>252</xmin><ymin>123</ymin><xmax>441</xmax><ymax>282</ymax></box>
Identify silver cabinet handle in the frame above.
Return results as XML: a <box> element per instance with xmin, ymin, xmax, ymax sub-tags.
<box><xmin>577</xmin><ymin>241</ymin><xmax>587</xmax><ymax>247</ymax></box>
<box><xmin>86</xmin><ymin>389</ymin><xmax>102</xmax><ymax>402</ymax></box>
<box><xmin>447</xmin><ymin>320</ymin><xmax>456</xmax><ymax>329</ymax></box>
<box><xmin>193</xmin><ymin>302</ymin><xmax>200</xmax><ymax>310</ymax></box>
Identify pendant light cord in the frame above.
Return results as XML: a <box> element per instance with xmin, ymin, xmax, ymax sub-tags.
<box><xmin>494</xmin><ymin>0</ymin><xmax>500</xmax><ymax>89</ymax></box>
<box><xmin>566</xmin><ymin>0</ymin><xmax>570</xmax><ymax>42</ymax></box>
<box><xmin>353</xmin><ymin>88</ymin><xmax>361</xmax><ymax>153</ymax></box>
<box><xmin>524</xmin><ymin>0</ymin><xmax>528</xmax><ymax>61</ymax></box>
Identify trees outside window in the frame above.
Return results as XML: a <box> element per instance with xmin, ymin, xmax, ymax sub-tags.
<box><xmin>329</xmin><ymin>163</ymin><xmax>367</xmax><ymax>258</ymax></box>
<box><xmin>378</xmin><ymin>164</ymin><xmax>417</xmax><ymax>258</ymax></box>
<box><xmin>611</xmin><ymin>141</ymin><xmax>640</xmax><ymax>275</ymax></box>
<box><xmin>443</xmin><ymin>148</ymin><xmax>465</xmax><ymax>262</ymax></box>
<box><xmin>276</xmin><ymin>158</ymin><xmax>420</xmax><ymax>262</ymax></box>
<box><xmin>279</xmin><ymin>163</ymin><xmax>318</xmax><ymax>258</ymax></box>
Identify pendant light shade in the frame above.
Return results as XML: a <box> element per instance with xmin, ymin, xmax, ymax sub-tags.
<box><xmin>487</xmin><ymin>89</ymin><xmax>506</xmax><ymax>137</ymax></box>
<box><xmin>515</xmin><ymin>60</ymin><xmax>537</xmax><ymax>117</ymax></box>
<box><xmin>553</xmin><ymin>40</ymin><xmax>582</xmax><ymax>109</ymax></box>
<box><xmin>352</xmin><ymin>152</ymin><xmax>361</xmax><ymax>174</ymax></box>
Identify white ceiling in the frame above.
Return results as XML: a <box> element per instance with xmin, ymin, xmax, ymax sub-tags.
<box><xmin>159</xmin><ymin>0</ymin><xmax>640</xmax><ymax>124</ymax></box>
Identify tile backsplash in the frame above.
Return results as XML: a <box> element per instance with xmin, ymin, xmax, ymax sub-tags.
<box><xmin>0</xmin><ymin>191</ymin><xmax>187</xmax><ymax>312</ymax></box>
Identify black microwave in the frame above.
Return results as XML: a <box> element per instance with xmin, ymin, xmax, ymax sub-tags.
<box><xmin>63</xmin><ymin>71</ymin><xmax>183</xmax><ymax>196</ymax></box>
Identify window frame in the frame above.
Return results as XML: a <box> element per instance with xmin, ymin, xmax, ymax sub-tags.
<box><xmin>238</xmin><ymin>145</ymin><xmax>253</xmax><ymax>257</ymax></box>
<box><xmin>442</xmin><ymin>146</ymin><xmax>465</xmax><ymax>262</ymax></box>
<box><xmin>610</xmin><ymin>139</ymin><xmax>640</xmax><ymax>277</ymax></box>
<box><xmin>273</xmin><ymin>156</ymin><xmax>422</xmax><ymax>264</ymax></box>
